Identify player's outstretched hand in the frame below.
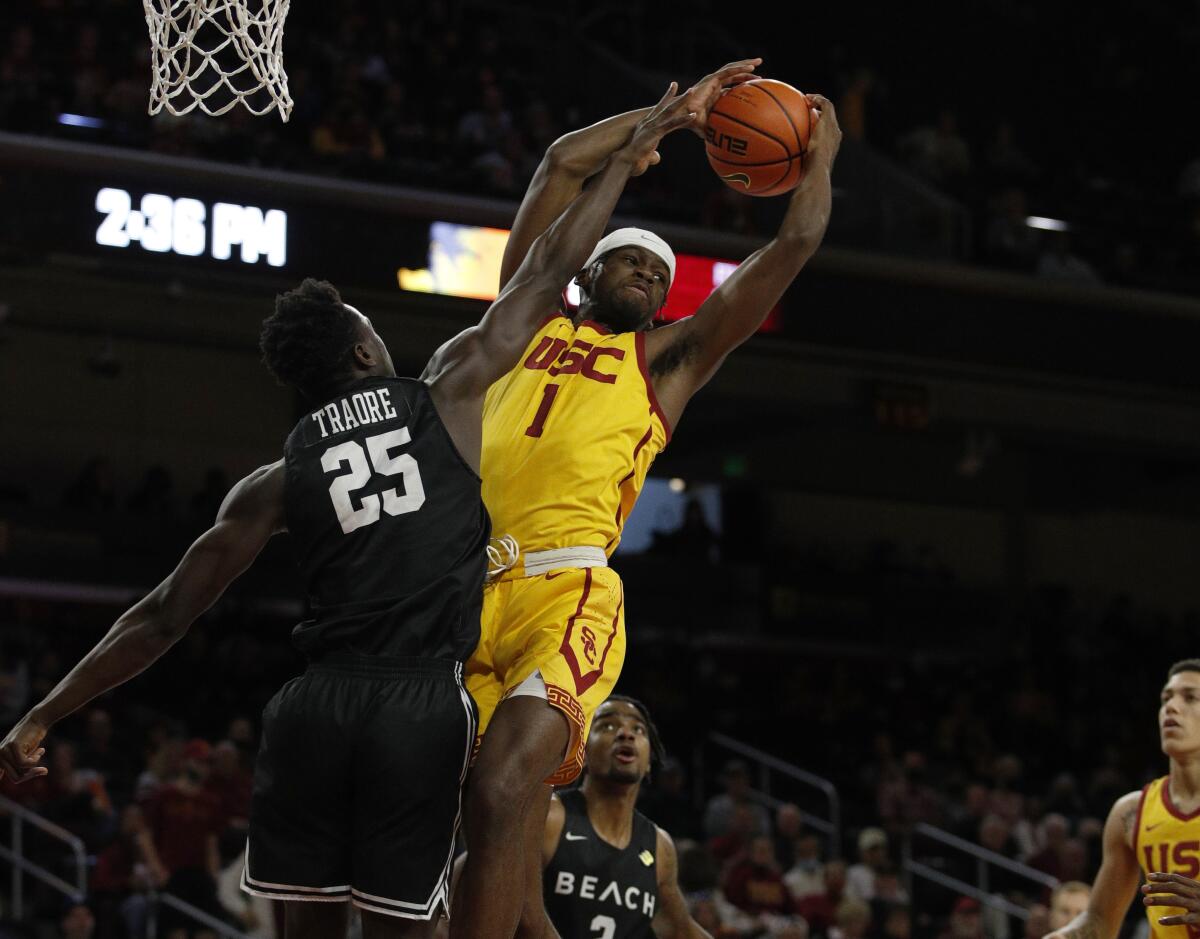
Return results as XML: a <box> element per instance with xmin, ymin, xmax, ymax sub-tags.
<box><xmin>0</xmin><ymin>715</ymin><xmax>49</xmax><ymax>784</ymax></box>
<box><xmin>618</xmin><ymin>83</ymin><xmax>697</xmax><ymax>175</ymax></box>
<box><xmin>1143</xmin><ymin>871</ymin><xmax>1200</xmax><ymax>925</ymax></box>
<box><xmin>802</xmin><ymin>94</ymin><xmax>843</xmax><ymax>173</ymax></box>
<box><xmin>683</xmin><ymin>58</ymin><xmax>762</xmax><ymax>138</ymax></box>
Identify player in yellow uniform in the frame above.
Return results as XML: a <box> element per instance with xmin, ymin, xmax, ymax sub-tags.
<box><xmin>1046</xmin><ymin>659</ymin><xmax>1200</xmax><ymax>939</ymax></box>
<box><xmin>450</xmin><ymin>62</ymin><xmax>842</xmax><ymax>939</ymax></box>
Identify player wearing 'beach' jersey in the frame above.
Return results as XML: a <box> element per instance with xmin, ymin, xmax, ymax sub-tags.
<box><xmin>453</xmin><ymin>63</ymin><xmax>841</xmax><ymax>939</ymax></box>
<box><xmin>1046</xmin><ymin>660</ymin><xmax>1200</xmax><ymax>939</ymax></box>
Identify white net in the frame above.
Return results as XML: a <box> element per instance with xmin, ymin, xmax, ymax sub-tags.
<box><xmin>143</xmin><ymin>0</ymin><xmax>293</xmax><ymax>121</ymax></box>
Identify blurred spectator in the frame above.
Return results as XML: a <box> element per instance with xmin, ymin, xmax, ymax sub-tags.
<box><xmin>126</xmin><ymin>465</ymin><xmax>174</xmax><ymax>517</ymax></box>
<box><xmin>898</xmin><ymin>110</ymin><xmax>971</xmax><ymax>192</ymax></box>
<box><xmin>982</xmin><ymin>121</ymin><xmax>1039</xmax><ymax>187</ymax></box>
<box><xmin>829</xmin><ymin>897</ymin><xmax>870</xmax><ymax>939</ymax></box>
<box><xmin>984</xmin><ymin>188</ymin><xmax>1041</xmax><ymax>270</ymax></box>
<box><xmin>0</xmin><ymin>640</ymin><xmax>31</xmax><ymax>724</ymax></box>
<box><xmin>710</xmin><ymin>803</ymin><xmax>763</xmax><ymax>864</ymax></box>
<box><xmin>79</xmin><ymin>709</ymin><xmax>135</xmax><ymax>803</ymax></box>
<box><xmin>311</xmin><ymin>98</ymin><xmax>386</xmax><ymax>167</ymax></box>
<box><xmin>41</xmin><ymin>742</ymin><xmax>115</xmax><ymax>847</ymax></box>
<box><xmin>783</xmin><ymin>832</ymin><xmax>826</xmax><ymax>901</ymax></box>
<box><xmin>216</xmin><ymin>828</ymin><xmax>275</xmax><ymax>938</ymax></box>
<box><xmin>773</xmin><ymin>804</ymin><xmax>805</xmax><ymax>871</ymax></box>
<box><xmin>58</xmin><ymin>904</ymin><xmax>95</xmax><ymax>939</ymax></box>
<box><xmin>640</xmin><ymin>757</ymin><xmax>701</xmax><ymax>840</ymax></box>
<box><xmin>91</xmin><ymin>804</ymin><xmax>168</xmax><ymax>939</ymax></box>
<box><xmin>651</xmin><ymin>498</ymin><xmax>720</xmax><ymax>564</ymax></box>
<box><xmin>877</xmin><ymin>751</ymin><xmax>942</xmax><ymax>833</ymax></box>
<box><xmin>796</xmin><ymin>858</ymin><xmax>848</xmax><ymax>935</ymax></box>
<box><xmin>704</xmin><ymin>760</ymin><xmax>771</xmax><ymax>840</ymax></box>
<box><xmin>1022</xmin><ymin>903</ymin><xmax>1050</xmax><ymax>939</ymax></box>
<box><xmin>1180</xmin><ymin>155</ymin><xmax>1200</xmax><ymax>200</ymax></box>
<box><xmin>1048</xmin><ymin>881</ymin><xmax>1091</xmax><ymax>930</ymax></box>
<box><xmin>456</xmin><ymin>83</ymin><xmax>512</xmax><ymax>150</ymax></box>
<box><xmin>190</xmin><ymin>468</ymin><xmax>230</xmax><ymax>525</ymax></box>
<box><xmin>143</xmin><ymin>738</ymin><xmax>221</xmax><ymax>871</ymax></box>
<box><xmin>938</xmin><ymin>897</ymin><xmax>984</xmax><ymax>939</ymax></box>
<box><xmin>63</xmin><ymin>459</ymin><xmax>117</xmax><ymax>515</ymax></box>
<box><xmin>204</xmin><ymin>740</ymin><xmax>253</xmax><ymax>830</ymax></box>
<box><xmin>845</xmin><ymin>826</ymin><xmax>888</xmax><ymax>901</ymax></box>
<box><xmin>136</xmin><ymin>735</ymin><xmax>185</xmax><ymax>801</ymax></box>
<box><xmin>226</xmin><ymin>716</ymin><xmax>258</xmax><ymax>771</ymax></box>
<box><xmin>837</xmin><ymin>68</ymin><xmax>876</xmax><ymax>143</ymax></box>
<box><xmin>723</xmin><ymin>836</ymin><xmax>797</xmax><ymax>917</ymax></box>
<box><xmin>1043</xmin><ymin>773</ymin><xmax>1087</xmax><ymax>821</ymax></box>
<box><xmin>1036</xmin><ymin>232</ymin><xmax>1102</xmax><ymax>285</ymax></box>
<box><xmin>878</xmin><ymin>903</ymin><xmax>911</xmax><ymax>939</ymax></box>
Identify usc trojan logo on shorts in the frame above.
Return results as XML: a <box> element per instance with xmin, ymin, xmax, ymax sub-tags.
<box><xmin>558</xmin><ymin>570</ymin><xmax>619</xmax><ymax>696</ymax></box>
<box><xmin>580</xmin><ymin>626</ymin><xmax>598</xmax><ymax>665</ymax></box>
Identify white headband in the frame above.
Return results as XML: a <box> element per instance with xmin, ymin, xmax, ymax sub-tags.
<box><xmin>581</xmin><ymin>227</ymin><xmax>676</xmax><ymax>286</ymax></box>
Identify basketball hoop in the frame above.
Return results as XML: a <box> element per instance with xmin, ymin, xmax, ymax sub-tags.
<box><xmin>143</xmin><ymin>0</ymin><xmax>293</xmax><ymax>122</ymax></box>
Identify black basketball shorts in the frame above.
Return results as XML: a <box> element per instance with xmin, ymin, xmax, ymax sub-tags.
<box><xmin>241</xmin><ymin>654</ymin><xmax>475</xmax><ymax>920</ymax></box>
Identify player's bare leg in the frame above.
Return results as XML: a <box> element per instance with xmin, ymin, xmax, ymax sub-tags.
<box><xmin>451</xmin><ymin>696</ymin><xmax>569</xmax><ymax>939</ymax></box>
<box><xmin>361</xmin><ymin>910</ymin><xmax>438</xmax><ymax>939</ymax></box>
<box><xmin>284</xmin><ymin>901</ymin><xmax>348</xmax><ymax>939</ymax></box>
<box><xmin>516</xmin><ymin>783</ymin><xmax>562</xmax><ymax>939</ymax></box>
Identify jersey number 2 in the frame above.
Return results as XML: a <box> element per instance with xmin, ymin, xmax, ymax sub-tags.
<box><xmin>589</xmin><ymin>916</ymin><xmax>615</xmax><ymax>939</ymax></box>
<box><xmin>322</xmin><ymin>429</ymin><xmax>426</xmax><ymax>534</ymax></box>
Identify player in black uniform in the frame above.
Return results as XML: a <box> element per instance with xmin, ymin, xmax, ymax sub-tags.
<box><xmin>540</xmin><ymin>696</ymin><xmax>712</xmax><ymax>939</ymax></box>
<box><xmin>0</xmin><ymin>87</ymin><xmax>694</xmax><ymax>939</ymax></box>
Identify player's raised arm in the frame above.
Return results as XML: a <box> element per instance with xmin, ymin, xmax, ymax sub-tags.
<box><xmin>425</xmin><ymin>84</ymin><xmax>697</xmax><ymax>399</ymax></box>
<box><xmin>498</xmin><ymin>59</ymin><xmax>761</xmax><ymax>291</ymax></box>
<box><xmin>0</xmin><ymin>462</ymin><xmax>286</xmax><ymax>783</ymax></box>
<box><xmin>1045</xmin><ymin>791</ymin><xmax>1143</xmax><ymax>939</ymax></box>
<box><xmin>646</xmin><ymin>95</ymin><xmax>842</xmax><ymax>428</ymax></box>
<box><xmin>652</xmin><ymin>829</ymin><xmax>714</xmax><ymax>939</ymax></box>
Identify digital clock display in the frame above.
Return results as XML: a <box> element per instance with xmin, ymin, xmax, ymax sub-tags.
<box><xmin>94</xmin><ymin>187</ymin><xmax>288</xmax><ymax>267</ymax></box>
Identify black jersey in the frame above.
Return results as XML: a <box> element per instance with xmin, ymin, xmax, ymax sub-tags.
<box><xmin>544</xmin><ymin>789</ymin><xmax>659</xmax><ymax>939</ymax></box>
<box><xmin>283</xmin><ymin>376</ymin><xmax>488</xmax><ymax>661</ymax></box>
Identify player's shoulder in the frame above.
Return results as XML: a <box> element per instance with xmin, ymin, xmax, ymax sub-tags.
<box><xmin>1108</xmin><ymin>788</ymin><xmax>1148</xmax><ymax>849</ymax></box>
<box><xmin>653</xmin><ymin>824</ymin><xmax>677</xmax><ymax>859</ymax></box>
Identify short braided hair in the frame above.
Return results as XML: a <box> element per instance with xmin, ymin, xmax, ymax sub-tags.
<box><xmin>259</xmin><ymin>278</ymin><xmax>359</xmax><ymax>401</ymax></box>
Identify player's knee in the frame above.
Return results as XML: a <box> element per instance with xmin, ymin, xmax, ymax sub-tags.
<box><xmin>467</xmin><ymin>766</ymin><xmax>530</xmax><ymax>830</ymax></box>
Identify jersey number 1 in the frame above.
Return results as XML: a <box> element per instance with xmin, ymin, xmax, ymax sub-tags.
<box><xmin>322</xmin><ymin>428</ymin><xmax>426</xmax><ymax>534</ymax></box>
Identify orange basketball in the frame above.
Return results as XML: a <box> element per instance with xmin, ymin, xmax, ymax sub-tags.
<box><xmin>705</xmin><ymin>79</ymin><xmax>812</xmax><ymax>197</ymax></box>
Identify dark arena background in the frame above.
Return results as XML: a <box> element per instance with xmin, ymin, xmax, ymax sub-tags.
<box><xmin>1</xmin><ymin>1</ymin><xmax>1198</xmax><ymax>937</ymax></box>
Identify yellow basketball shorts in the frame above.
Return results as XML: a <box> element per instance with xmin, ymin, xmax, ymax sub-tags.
<box><xmin>466</xmin><ymin>566</ymin><xmax>626</xmax><ymax>786</ymax></box>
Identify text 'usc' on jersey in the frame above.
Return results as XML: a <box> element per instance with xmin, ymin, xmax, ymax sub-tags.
<box><xmin>282</xmin><ymin>376</ymin><xmax>489</xmax><ymax>661</ymax></box>
<box><xmin>481</xmin><ymin>316</ymin><xmax>670</xmax><ymax>568</ymax></box>
<box><xmin>1136</xmin><ymin>776</ymin><xmax>1200</xmax><ymax>938</ymax></box>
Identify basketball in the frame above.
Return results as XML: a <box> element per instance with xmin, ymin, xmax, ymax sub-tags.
<box><xmin>705</xmin><ymin>78</ymin><xmax>813</xmax><ymax>197</ymax></box>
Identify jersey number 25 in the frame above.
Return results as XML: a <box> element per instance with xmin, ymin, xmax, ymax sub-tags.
<box><xmin>321</xmin><ymin>428</ymin><xmax>426</xmax><ymax>534</ymax></box>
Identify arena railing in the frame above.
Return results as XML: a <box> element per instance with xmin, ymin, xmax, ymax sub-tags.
<box><xmin>901</xmin><ymin>821</ymin><xmax>1060</xmax><ymax>922</ymax></box>
<box><xmin>702</xmin><ymin>732</ymin><xmax>842</xmax><ymax>853</ymax></box>
<box><xmin>0</xmin><ymin>794</ymin><xmax>252</xmax><ymax>938</ymax></box>
<box><xmin>0</xmin><ymin>793</ymin><xmax>87</xmax><ymax>918</ymax></box>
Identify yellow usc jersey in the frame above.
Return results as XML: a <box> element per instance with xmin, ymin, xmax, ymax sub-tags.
<box><xmin>1137</xmin><ymin>777</ymin><xmax>1200</xmax><ymax>938</ymax></box>
<box><xmin>481</xmin><ymin>315</ymin><xmax>670</xmax><ymax>569</ymax></box>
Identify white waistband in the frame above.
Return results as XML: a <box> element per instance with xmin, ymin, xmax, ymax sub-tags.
<box><xmin>522</xmin><ymin>546</ymin><xmax>608</xmax><ymax>577</ymax></box>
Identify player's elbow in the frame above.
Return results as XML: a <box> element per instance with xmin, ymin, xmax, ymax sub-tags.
<box><xmin>544</xmin><ymin>136</ymin><xmax>592</xmax><ymax>179</ymax></box>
